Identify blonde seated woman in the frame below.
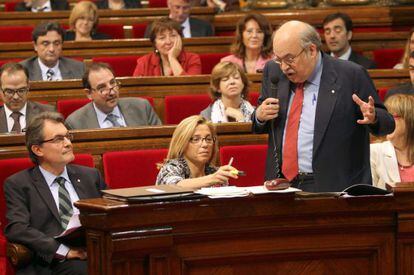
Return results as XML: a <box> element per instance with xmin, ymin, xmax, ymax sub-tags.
<box><xmin>64</xmin><ymin>1</ymin><xmax>111</xmax><ymax>41</ymax></box>
<box><xmin>200</xmin><ymin>61</ymin><xmax>254</xmax><ymax>123</ymax></box>
<box><xmin>156</xmin><ymin>115</ymin><xmax>238</xmax><ymax>189</ymax></box>
<box><xmin>370</xmin><ymin>94</ymin><xmax>414</xmax><ymax>189</ymax></box>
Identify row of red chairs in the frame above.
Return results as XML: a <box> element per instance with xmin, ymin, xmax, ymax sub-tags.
<box><xmin>0</xmin><ymin>144</ymin><xmax>267</xmax><ymax>275</ymax></box>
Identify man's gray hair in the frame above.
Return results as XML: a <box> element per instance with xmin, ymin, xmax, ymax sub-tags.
<box><xmin>299</xmin><ymin>23</ymin><xmax>322</xmax><ymax>50</ymax></box>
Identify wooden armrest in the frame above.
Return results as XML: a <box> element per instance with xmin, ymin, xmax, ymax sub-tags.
<box><xmin>6</xmin><ymin>242</ymin><xmax>33</xmax><ymax>268</ymax></box>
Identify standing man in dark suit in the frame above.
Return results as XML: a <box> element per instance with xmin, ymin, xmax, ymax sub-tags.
<box><xmin>15</xmin><ymin>0</ymin><xmax>69</xmax><ymax>12</ymax></box>
<box><xmin>323</xmin><ymin>12</ymin><xmax>377</xmax><ymax>70</ymax></box>
<box><xmin>4</xmin><ymin>111</ymin><xmax>106</xmax><ymax>274</ymax></box>
<box><xmin>252</xmin><ymin>20</ymin><xmax>394</xmax><ymax>192</ymax></box>
<box><xmin>144</xmin><ymin>0</ymin><xmax>214</xmax><ymax>38</ymax></box>
<box><xmin>0</xmin><ymin>62</ymin><xmax>54</xmax><ymax>134</ymax></box>
<box><xmin>65</xmin><ymin>62</ymin><xmax>161</xmax><ymax>129</ymax></box>
<box><xmin>20</xmin><ymin>21</ymin><xmax>85</xmax><ymax>81</ymax></box>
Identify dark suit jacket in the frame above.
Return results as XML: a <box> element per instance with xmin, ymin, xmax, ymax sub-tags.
<box><xmin>385</xmin><ymin>83</ymin><xmax>414</xmax><ymax>99</ymax></box>
<box><xmin>144</xmin><ymin>17</ymin><xmax>214</xmax><ymax>38</ymax></box>
<box><xmin>19</xmin><ymin>57</ymin><xmax>85</xmax><ymax>81</ymax></box>
<box><xmin>15</xmin><ymin>0</ymin><xmax>69</xmax><ymax>11</ymax></box>
<box><xmin>4</xmin><ymin>164</ymin><xmax>106</xmax><ymax>275</ymax></box>
<box><xmin>252</xmin><ymin>53</ymin><xmax>395</xmax><ymax>192</ymax></box>
<box><xmin>348</xmin><ymin>50</ymin><xmax>377</xmax><ymax>70</ymax></box>
<box><xmin>96</xmin><ymin>0</ymin><xmax>142</xmax><ymax>9</ymax></box>
<box><xmin>64</xmin><ymin>30</ymin><xmax>112</xmax><ymax>41</ymax></box>
<box><xmin>0</xmin><ymin>101</ymin><xmax>55</xmax><ymax>134</ymax></box>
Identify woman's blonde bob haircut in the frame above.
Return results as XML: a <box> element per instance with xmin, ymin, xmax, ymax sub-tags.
<box><xmin>385</xmin><ymin>93</ymin><xmax>414</xmax><ymax>163</ymax></box>
<box><xmin>209</xmin><ymin>61</ymin><xmax>249</xmax><ymax>100</ymax></box>
<box><xmin>69</xmin><ymin>1</ymin><xmax>99</xmax><ymax>30</ymax></box>
<box><xmin>166</xmin><ymin>115</ymin><xmax>218</xmax><ymax>165</ymax></box>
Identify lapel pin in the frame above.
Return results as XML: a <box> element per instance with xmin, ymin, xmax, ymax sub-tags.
<box><xmin>77</xmin><ymin>179</ymin><xmax>80</xmax><ymax>183</ymax></box>
<box><xmin>331</xmin><ymin>90</ymin><xmax>335</xmax><ymax>94</ymax></box>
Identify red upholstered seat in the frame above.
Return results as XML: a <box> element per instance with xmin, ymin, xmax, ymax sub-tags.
<box><xmin>164</xmin><ymin>94</ymin><xmax>212</xmax><ymax>124</ymax></box>
<box><xmin>57</xmin><ymin>98</ymin><xmax>91</xmax><ymax>119</ymax></box>
<box><xmin>377</xmin><ymin>87</ymin><xmax>389</xmax><ymax>102</ymax></box>
<box><xmin>220</xmin><ymin>144</ymin><xmax>268</xmax><ymax>187</ymax></box>
<box><xmin>97</xmin><ymin>24</ymin><xmax>125</xmax><ymax>39</ymax></box>
<box><xmin>199</xmin><ymin>53</ymin><xmax>230</xmax><ymax>74</ymax></box>
<box><xmin>4</xmin><ymin>1</ymin><xmax>18</xmax><ymax>11</ymax></box>
<box><xmin>373</xmin><ymin>48</ymin><xmax>404</xmax><ymax>69</ymax></box>
<box><xmin>103</xmin><ymin>149</ymin><xmax>168</xmax><ymax>188</ymax></box>
<box><xmin>248</xmin><ymin>92</ymin><xmax>260</xmax><ymax>106</ymax></box>
<box><xmin>132</xmin><ymin>23</ymin><xmax>148</xmax><ymax>38</ymax></box>
<box><xmin>0</xmin><ymin>59</ymin><xmax>22</xmax><ymax>68</ymax></box>
<box><xmin>0</xmin><ymin>26</ymin><xmax>33</xmax><ymax>42</ymax></box>
<box><xmin>148</xmin><ymin>0</ymin><xmax>167</xmax><ymax>7</ymax></box>
<box><xmin>92</xmin><ymin>56</ymin><xmax>139</xmax><ymax>77</ymax></box>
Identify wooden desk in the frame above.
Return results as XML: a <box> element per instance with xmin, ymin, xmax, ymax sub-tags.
<box><xmin>75</xmin><ymin>186</ymin><xmax>414</xmax><ymax>274</ymax></box>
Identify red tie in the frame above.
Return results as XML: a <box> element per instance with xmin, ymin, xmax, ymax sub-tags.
<box><xmin>282</xmin><ymin>83</ymin><xmax>304</xmax><ymax>181</ymax></box>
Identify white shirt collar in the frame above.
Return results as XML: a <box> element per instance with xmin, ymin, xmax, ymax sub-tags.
<box><xmin>31</xmin><ymin>0</ymin><xmax>51</xmax><ymax>12</ymax></box>
<box><xmin>3</xmin><ymin>103</ymin><xmax>27</xmax><ymax>132</ymax></box>
<box><xmin>330</xmin><ymin>46</ymin><xmax>352</xmax><ymax>61</ymax></box>
<box><xmin>37</xmin><ymin>58</ymin><xmax>62</xmax><ymax>81</ymax></box>
<box><xmin>181</xmin><ymin>17</ymin><xmax>191</xmax><ymax>38</ymax></box>
<box><xmin>39</xmin><ymin>165</ymin><xmax>70</xmax><ymax>188</ymax></box>
<box><xmin>92</xmin><ymin>103</ymin><xmax>125</xmax><ymax>128</ymax></box>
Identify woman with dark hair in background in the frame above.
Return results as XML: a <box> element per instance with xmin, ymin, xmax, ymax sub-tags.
<box><xmin>133</xmin><ymin>18</ymin><xmax>201</xmax><ymax>76</ymax></box>
<box><xmin>221</xmin><ymin>13</ymin><xmax>273</xmax><ymax>74</ymax></box>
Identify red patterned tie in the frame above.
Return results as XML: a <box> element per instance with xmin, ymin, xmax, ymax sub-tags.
<box><xmin>282</xmin><ymin>83</ymin><xmax>304</xmax><ymax>181</ymax></box>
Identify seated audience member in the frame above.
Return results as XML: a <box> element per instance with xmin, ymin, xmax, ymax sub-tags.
<box><xmin>144</xmin><ymin>0</ymin><xmax>214</xmax><ymax>38</ymax></box>
<box><xmin>387</xmin><ymin>51</ymin><xmax>414</xmax><ymax>98</ymax></box>
<box><xmin>156</xmin><ymin>115</ymin><xmax>238</xmax><ymax>187</ymax></box>
<box><xmin>200</xmin><ymin>0</ymin><xmax>238</xmax><ymax>12</ymax></box>
<box><xmin>322</xmin><ymin>12</ymin><xmax>377</xmax><ymax>70</ymax></box>
<box><xmin>96</xmin><ymin>0</ymin><xmax>141</xmax><ymax>9</ymax></box>
<box><xmin>133</xmin><ymin>18</ymin><xmax>201</xmax><ymax>76</ymax></box>
<box><xmin>221</xmin><ymin>13</ymin><xmax>273</xmax><ymax>74</ymax></box>
<box><xmin>66</xmin><ymin>62</ymin><xmax>161</xmax><ymax>129</ymax></box>
<box><xmin>20</xmin><ymin>22</ymin><xmax>85</xmax><ymax>81</ymax></box>
<box><xmin>201</xmin><ymin>61</ymin><xmax>254</xmax><ymax>122</ymax></box>
<box><xmin>0</xmin><ymin>63</ymin><xmax>54</xmax><ymax>134</ymax></box>
<box><xmin>15</xmin><ymin>0</ymin><xmax>69</xmax><ymax>12</ymax></box>
<box><xmin>394</xmin><ymin>28</ymin><xmax>414</xmax><ymax>69</ymax></box>
<box><xmin>65</xmin><ymin>1</ymin><xmax>112</xmax><ymax>41</ymax></box>
<box><xmin>371</xmin><ymin>94</ymin><xmax>414</xmax><ymax>189</ymax></box>
<box><xmin>4</xmin><ymin>111</ymin><xmax>106</xmax><ymax>275</ymax></box>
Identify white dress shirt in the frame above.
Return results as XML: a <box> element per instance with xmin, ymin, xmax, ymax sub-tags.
<box><xmin>330</xmin><ymin>46</ymin><xmax>352</xmax><ymax>61</ymax></box>
<box><xmin>31</xmin><ymin>0</ymin><xmax>51</xmax><ymax>12</ymax></box>
<box><xmin>181</xmin><ymin>17</ymin><xmax>191</xmax><ymax>38</ymax></box>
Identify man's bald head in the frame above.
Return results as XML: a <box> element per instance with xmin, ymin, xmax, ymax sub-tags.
<box><xmin>274</xmin><ymin>20</ymin><xmax>321</xmax><ymax>51</ymax></box>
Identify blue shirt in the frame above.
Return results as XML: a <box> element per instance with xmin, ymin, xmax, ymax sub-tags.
<box><xmin>93</xmin><ymin>103</ymin><xmax>127</xmax><ymax>128</ymax></box>
<box><xmin>283</xmin><ymin>52</ymin><xmax>323</xmax><ymax>173</ymax></box>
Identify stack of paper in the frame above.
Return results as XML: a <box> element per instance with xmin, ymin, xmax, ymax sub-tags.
<box><xmin>196</xmin><ymin>186</ymin><xmax>250</xmax><ymax>198</ymax></box>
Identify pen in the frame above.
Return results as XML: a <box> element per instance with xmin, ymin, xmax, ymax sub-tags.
<box><xmin>228</xmin><ymin>157</ymin><xmax>234</xmax><ymax>166</ymax></box>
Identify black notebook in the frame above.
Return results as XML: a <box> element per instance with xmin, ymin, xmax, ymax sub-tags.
<box><xmin>340</xmin><ymin>184</ymin><xmax>391</xmax><ymax>197</ymax></box>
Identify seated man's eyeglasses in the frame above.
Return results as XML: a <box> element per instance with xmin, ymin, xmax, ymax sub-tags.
<box><xmin>92</xmin><ymin>79</ymin><xmax>121</xmax><ymax>95</ymax></box>
<box><xmin>189</xmin><ymin>136</ymin><xmax>216</xmax><ymax>145</ymax></box>
<box><xmin>40</xmin><ymin>133</ymin><xmax>74</xmax><ymax>144</ymax></box>
<box><xmin>273</xmin><ymin>48</ymin><xmax>306</xmax><ymax>66</ymax></box>
<box><xmin>1</xmin><ymin>87</ymin><xmax>29</xmax><ymax>97</ymax></box>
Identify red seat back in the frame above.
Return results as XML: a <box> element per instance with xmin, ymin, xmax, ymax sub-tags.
<box><xmin>373</xmin><ymin>48</ymin><xmax>404</xmax><ymax>69</ymax></box>
<box><xmin>377</xmin><ymin>87</ymin><xmax>389</xmax><ymax>102</ymax></box>
<box><xmin>0</xmin><ymin>26</ymin><xmax>33</xmax><ymax>42</ymax></box>
<box><xmin>97</xmin><ymin>24</ymin><xmax>125</xmax><ymax>39</ymax></box>
<box><xmin>4</xmin><ymin>1</ymin><xmax>18</xmax><ymax>11</ymax></box>
<box><xmin>132</xmin><ymin>23</ymin><xmax>148</xmax><ymax>38</ymax></box>
<box><xmin>103</xmin><ymin>149</ymin><xmax>168</xmax><ymax>188</ymax></box>
<box><xmin>0</xmin><ymin>59</ymin><xmax>22</xmax><ymax>68</ymax></box>
<box><xmin>164</xmin><ymin>94</ymin><xmax>211</xmax><ymax>124</ymax></box>
<box><xmin>148</xmin><ymin>0</ymin><xmax>167</xmax><ymax>7</ymax></box>
<box><xmin>92</xmin><ymin>55</ymin><xmax>139</xmax><ymax>77</ymax></box>
<box><xmin>199</xmin><ymin>53</ymin><xmax>230</xmax><ymax>74</ymax></box>
<box><xmin>248</xmin><ymin>92</ymin><xmax>260</xmax><ymax>106</ymax></box>
<box><xmin>57</xmin><ymin>98</ymin><xmax>91</xmax><ymax>119</ymax></box>
<box><xmin>220</xmin><ymin>144</ymin><xmax>268</xmax><ymax>187</ymax></box>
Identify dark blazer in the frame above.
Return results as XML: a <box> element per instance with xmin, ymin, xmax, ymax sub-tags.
<box><xmin>0</xmin><ymin>101</ymin><xmax>55</xmax><ymax>134</ymax></box>
<box><xmin>144</xmin><ymin>17</ymin><xmax>214</xmax><ymax>38</ymax></box>
<box><xmin>96</xmin><ymin>0</ymin><xmax>142</xmax><ymax>9</ymax></box>
<box><xmin>4</xmin><ymin>164</ymin><xmax>106</xmax><ymax>275</ymax></box>
<box><xmin>19</xmin><ymin>57</ymin><xmax>85</xmax><ymax>81</ymax></box>
<box><xmin>252</xmin><ymin>53</ymin><xmax>395</xmax><ymax>192</ymax></box>
<box><xmin>64</xmin><ymin>30</ymin><xmax>112</xmax><ymax>41</ymax></box>
<box><xmin>348</xmin><ymin>50</ymin><xmax>377</xmax><ymax>70</ymax></box>
<box><xmin>15</xmin><ymin>0</ymin><xmax>69</xmax><ymax>11</ymax></box>
<box><xmin>385</xmin><ymin>83</ymin><xmax>414</xmax><ymax>99</ymax></box>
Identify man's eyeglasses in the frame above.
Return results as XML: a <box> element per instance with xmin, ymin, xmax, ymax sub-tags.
<box><xmin>189</xmin><ymin>136</ymin><xmax>216</xmax><ymax>145</ymax></box>
<box><xmin>41</xmin><ymin>133</ymin><xmax>74</xmax><ymax>144</ymax></box>
<box><xmin>273</xmin><ymin>48</ymin><xmax>306</xmax><ymax>66</ymax></box>
<box><xmin>92</xmin><ymin>80</ymin><xmax>121</xmax><ymax>95</ymax></box>
<box><xmin>1</xmin><ymin>87</ymin><xmax>29</xmax><ymax>97</ymax></box>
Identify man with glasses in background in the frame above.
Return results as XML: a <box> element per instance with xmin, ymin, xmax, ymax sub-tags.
<box><xmin>252</xmin><ymin>20</ymin><xmax>394</xmax><ymax>192</ymax></box>
<box><xmin>0</xmin><ymin>62</ymin><xmax>54</xmax><ymax>134</ymax></box>
<box><xmin>4</xmin><ymin>111</ymin><xmax>106</xmax><ymax>274</ymax></box>
<box><xmin>65</xmin><ymin>62</ymin><xmax>161</xmax><ymax>129</ymax></box>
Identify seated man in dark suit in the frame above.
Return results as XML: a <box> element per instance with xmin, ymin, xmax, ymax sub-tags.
<box><xmin>0</xmin><ymin>62</ymin><xmax>54</xmax><ymax>134</ymax></box>
<box><xmin>322</xmin><ymin>12</ymin><xmax>377</xmax><ymax>70</ymax></box>
<box><xmin>145</xmin><ymin>0</ymin><xmax>214</xmax><ymax>38</ymax></box>
<box><xmin>20</xmin><ymin>22</ymin><xmax>85</xmax><ymax>81</ymax></box>
<box><xmin>65</xmin><ymin>62</ymin><xmax>161</xmax><ymax>129</ymax></box>
<box><xmin>4</xmin><ymin>111</ymin><xmax>106</xmax><ymax>274</ymax></box>
<box><xmin>386</xmin><ymin>51</ymin><xmax>414</xmax><ymax>99</ymax></box>
<box><xmin>15</xmin><ymin>0</ymin><xmax>69</xmax><ymax>12</ymax></box>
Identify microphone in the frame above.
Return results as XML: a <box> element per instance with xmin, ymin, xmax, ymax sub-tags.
<box><xmin>269</xmin><ymin>75</ymin><xmax>279</xmax><ymax>97</ymax></box>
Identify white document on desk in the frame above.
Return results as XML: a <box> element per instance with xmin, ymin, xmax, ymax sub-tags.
<box><xmin>244</xmin><ymin>186</ymin><xmax>301</xmax><ymax>194</ymax></box>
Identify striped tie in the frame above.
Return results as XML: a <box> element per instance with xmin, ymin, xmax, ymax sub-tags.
<box><xmin>106</xmin><ymin>113</ymin><xmax>122</xmax><ymax>127</ymax></box>
<box><xmin>46</xmin><ymin>69</ymin><xmax>54</xmax><ymax>81</ymax></box>
<box><xmin>55</xmin><ymin>177</ymin><xmax>73</xmax><ymax>229</ymax></box>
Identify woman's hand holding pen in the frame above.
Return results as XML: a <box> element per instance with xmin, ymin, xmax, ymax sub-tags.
<box><xmin>209</xmin><ymin>165</ymin><xmax>238</xmax><ymax>186</ymax></box>
<box><xmin>256</xmin><ymin>98</ymin><xmax>279</xmax><ymax>122</ymax></box>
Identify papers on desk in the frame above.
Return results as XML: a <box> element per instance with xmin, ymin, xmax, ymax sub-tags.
<box><xmin>196</xmin><ymin>185</ymin><xmax>300</xmax><ymax>199</ymax></box>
